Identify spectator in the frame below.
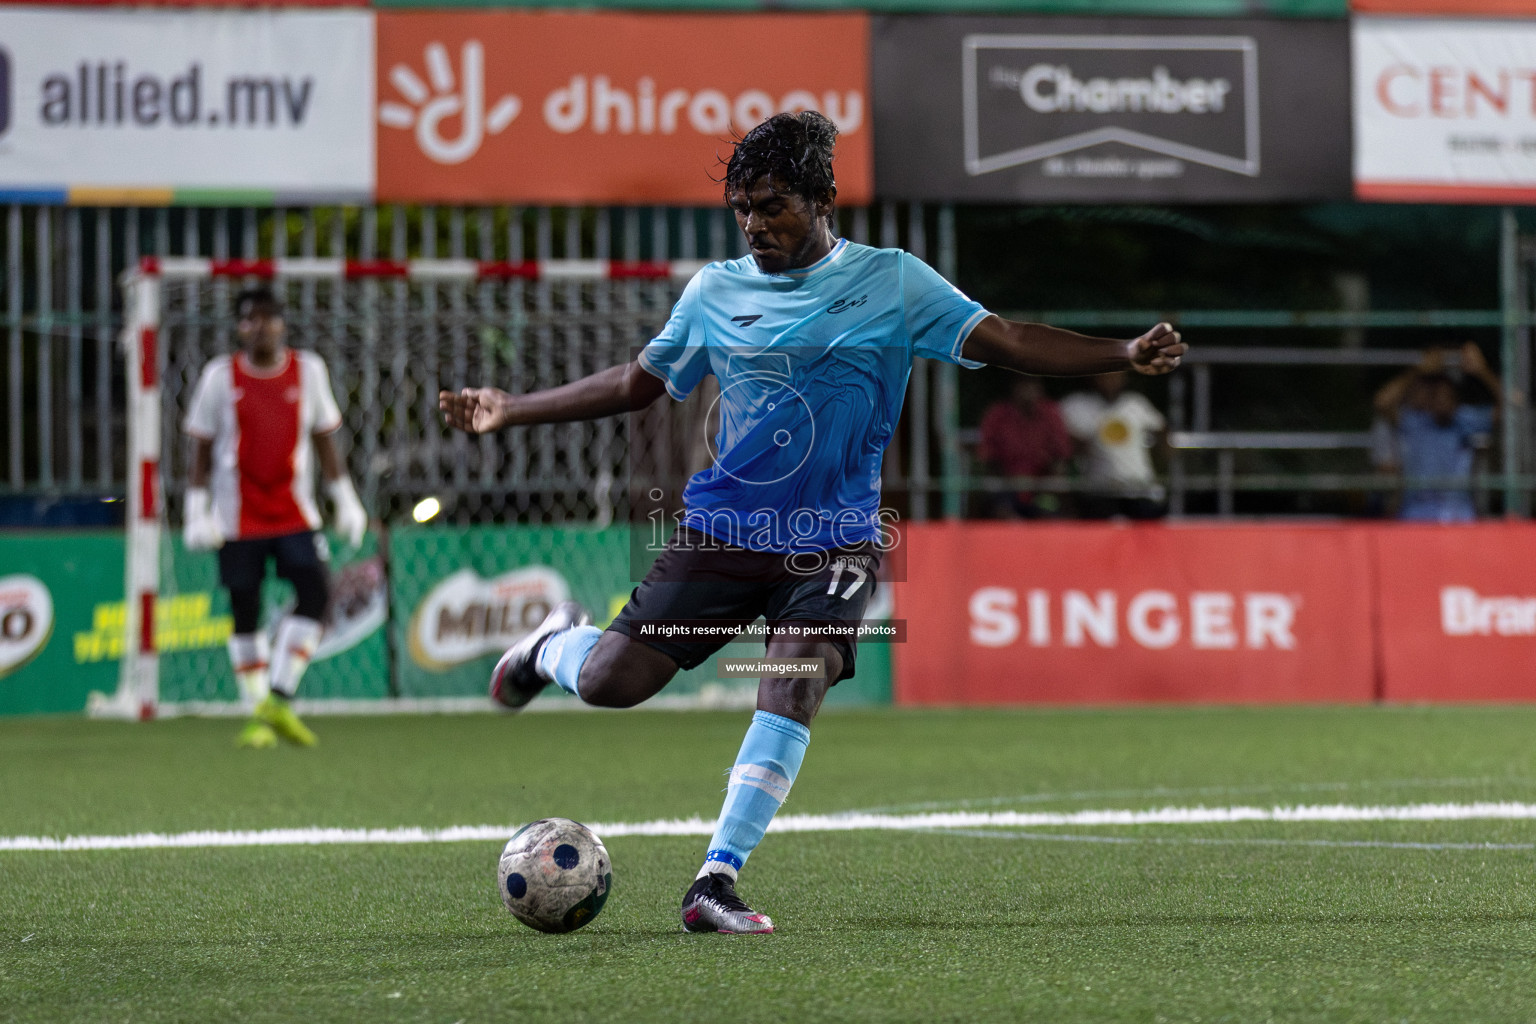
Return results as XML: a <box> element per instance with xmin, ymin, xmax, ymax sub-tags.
<box><xmin>1364</xmin><ymin>409</ymin><xmax>1400</xmax><ymax>518</ymax></box>
<box><xmin>1374</xmin><ymin>342</ymin><xmax>1501</xmax><ymax>523</ymax></box>
<box><xmin>1060</xmin><ymin>371</ymin><xmax>1167</xmax><ymax>519</ymax></box>
<box><xmin>976</xmin><ymin>376</ymin><xmax>1072</xmax><ymax>518</ymax></box>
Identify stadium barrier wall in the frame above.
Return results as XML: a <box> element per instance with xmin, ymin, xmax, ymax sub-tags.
<box><xmin>388</xmin><ymin>524</ymin><xmax>892</xmax><ymax>710</ymax></box>
<box><xmin>0</xmin><ymin>532</ymin><xmax>124</xmax><ymax>714</ymax></box>
<box><xmin>14</xmin><ymin>519</ymin><xmax>1536</xmax><ymax>715</ymax></box>
<box><xmin>892</xmin><ymin>520</ymin><xmax>1536</xmax><ymax>705</ymax></box>
<box><xmin>1374</xmin><ymin>523</ymin><xmax>1536</xmax><ymax>701</ymax></box>
<box><xmin>0</xmin><ymin>525</ymin><xmax>894</xmax><ymax>716</ymax></box>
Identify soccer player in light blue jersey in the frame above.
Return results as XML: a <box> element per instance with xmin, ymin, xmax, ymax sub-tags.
<box><xmin>441</xmin><ymin>111</ymin><xmax>1185</xmax><ymax>934</ymax></box>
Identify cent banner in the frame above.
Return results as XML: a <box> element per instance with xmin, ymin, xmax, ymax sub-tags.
<box><xmin>1354</xmin><ymin>17</ymin><xmax>1536</xmax><ymax>202</ymax></box>
<box><xmin>375</xmin><ymin>11</ymin><xmax>871</xmax><ymax>205</ymax></box>
<box><xmin>873</xmin><ymin>15</ymin><xmax>1351</xmax><ymax>202</ymax></box>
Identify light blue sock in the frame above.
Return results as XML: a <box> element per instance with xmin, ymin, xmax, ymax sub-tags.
<box><xmin>535</xmin><ymin>625</ymin><xmax>601</xmax><ymax>697</ymax></box>
<box><xmin>699</xmin><ymin>710</ymin><xmax>811</xmax><ymax>880</ymax></box>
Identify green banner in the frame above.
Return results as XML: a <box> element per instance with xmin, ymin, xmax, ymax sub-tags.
<box><xmin>390</xmin><ymin>524</ymin><xmax>890</xmax><ymax>707</ymax></box>
<box><xmin>156</xmin><ymin>531</ymin><xmax>390</xmax><ymax>704</ymax></box>
<box><xmin>0</xmin><ymin>530</ymin><xmax>388</xmax><ymax>715</ymax></box>
<box><xmin>1</xmin><ymin>525</ymin><xmax>891</xmax><ymax>715</ymax></box>
<box><xmin>0</xmin><ymin>531</ymin><xmax>124</xmax><ymax>715</ymax></box>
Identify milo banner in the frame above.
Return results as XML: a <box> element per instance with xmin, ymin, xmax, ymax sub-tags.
<box><xmin>872</xmin><ymin>15</ymin><xmax>1352</xmax><ymax>202</ymax></box>
<box><xmin>0</xmin><ymin>530</ymin><xmax>387</xmax><ymax>714</ymax></box>
<box><xmin>0</xmin><ymin>532</ymin><xmax>122</xmax><ymax>714</ymax></box>
<box><xmin>391</xmin><ymin>524</ymin><xmax>892</xmax><ymax>707</ymax></box>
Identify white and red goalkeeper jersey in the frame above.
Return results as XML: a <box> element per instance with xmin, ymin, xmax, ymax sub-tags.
<box><xmin>183</xmin><ymin>349</ymin><xmax>343</xmax><ymax>540</ymax></box>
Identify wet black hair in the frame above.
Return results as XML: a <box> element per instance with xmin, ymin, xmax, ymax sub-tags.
<box><xmin>234</xmin><ymin>285</ymin><xmax>282</xmax><ymax>317</ymax></box>
<box><xmin>723</xmin><ymin>111</ymin><xmax>838</xmax><ymax>206</ymax></box>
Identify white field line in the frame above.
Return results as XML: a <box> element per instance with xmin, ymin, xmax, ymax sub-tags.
<box><xmin>6</xmin><ymin>801</ymin><xmax>1536</xmax><ymax>853</ymax></box>
<box><xmin>933</xmin><ymin>829</ymin><xmax>1536</xmax><ymax>852</ymax></box>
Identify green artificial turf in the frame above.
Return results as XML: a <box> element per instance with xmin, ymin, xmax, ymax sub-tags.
<box><xmin>4</xmin><ymin>706</ymin><xmax>1536</xmax><ymax>1022</ymax></box>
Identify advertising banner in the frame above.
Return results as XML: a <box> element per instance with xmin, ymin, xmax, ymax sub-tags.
<box><xmin>1352</xmin><ymin>1</ymin><xmax>1536</xmax><ymax>12</ymax></box>
<box><xmin>873</xmin><ymin>16</ymin><xmax>1351</xmax><ymax>202</ymax></box>
<box><xmin>0</xmin><ymin>9</ymin><xmax>373</xmax><ymax>205</ymax></box>
<box><xmin>390</xmin><ymin>524</ymin><xmax>890</xmax><ymax>707</ymax></box>
<box><xmin>370</xmin><ymin>0</ymin><xmax>1348</xmax><ymax>12</ymax></box>
<box><xmin>1374</xmin><ymin>524</ymin><xmax>1536</xmax><ymax>701</ymax></box>
<box><xmin>374</xmin><ymin>11</ymin><xmax>871</xmax><ymax>205</ymax></box>
<box><xmin>893</xmin><ymin>522</ymin><xmax>1376</xmax><ymax>705</ymax></box>
<box><xmin>0</xmin><ymin>0</ymin><xmax>366</xmax><ymax>5</ymax></box>
<box><xmin>0</xmin><ymin>532</ymin><xmax>121</xmax><ymax>715</ymax></box>
<box><xmin>0</xmin><ymin>530</ymin><xmax>388</xmax><ymax>713</ymax></box>
<box><xmin>147</xmin><ymin>531</ymin><xmax>389</xmax><ymax>705</ymax></box>
<box><xmin>1354</xmin><ymin>17</ymin><xmax>1536</xmax><ymax>202</ymax></box>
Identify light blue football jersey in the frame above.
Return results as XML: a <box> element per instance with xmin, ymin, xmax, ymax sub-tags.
<box><xmin>639</xmin><ymin>239</ymin><xmax>991</xmax><ymax>553</ymax></box>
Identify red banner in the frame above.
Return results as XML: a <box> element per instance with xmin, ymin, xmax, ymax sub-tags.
<box><xmin>1375</xmin><ymin>523</ymin><xmax>1536</xmax><ymax>700</ymax></box>
<box><xmin>892</xmin><ymin>522</ymin><xmax>1378</xmax><ymax>705</ymax></box>
<box><xmin>1351</xmin><ymin>1</ymin><xmax>1536</xmax><ymax>12</ymax></box>
<box><xmin>375</xmin><ymin>11</ymin><xmax>871</xmax><ymax>205</ymax></box>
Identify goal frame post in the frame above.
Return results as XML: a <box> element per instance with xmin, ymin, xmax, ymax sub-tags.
<box><xmin>91</xmin><ymin>255</ymin><xmax>705</xmax><ymax>720</ymax></box>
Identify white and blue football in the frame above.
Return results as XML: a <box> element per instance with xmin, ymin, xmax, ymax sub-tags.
<box><xmin>497</xmin><ymin>818</ymin><xmax>612</xmax><ymax>933</ymax></box>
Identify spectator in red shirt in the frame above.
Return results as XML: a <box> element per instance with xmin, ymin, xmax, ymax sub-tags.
<box><xmin>976</xmin><ymin>376</ymin><xmax>1073</xmax><ymax>518</ymax></box>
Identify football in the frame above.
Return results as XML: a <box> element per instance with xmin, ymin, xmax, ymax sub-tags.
<box><xmin>497</xmin><ymin>818</ymin><xmax>612</xmax><ymax>933</ymax></box>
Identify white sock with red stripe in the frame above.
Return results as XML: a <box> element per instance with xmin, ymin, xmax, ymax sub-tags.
<box><xmin>269</xmin><ymin>616</ymin><xmax>323</xmax><ymax>700</ymax></box>
<box><xmin>227</xmin><ymin>633</ymin><xmax>270</xmax><ymax>710</ymax></box>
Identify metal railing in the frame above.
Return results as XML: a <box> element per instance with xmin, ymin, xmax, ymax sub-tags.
<box><xmin>0</xmin><ymin>201</ymin><xmax>951</xmax><ymax>523</ymax></box>
<box><xmin>942</xmin><ymin>209</ymin><xmax>1535</xmax><ymax>520</ymax></box>
<box><xmin>4</xmin><ymin>203</ymin><xmax>1533</xmax><ymax>522</ymax></box>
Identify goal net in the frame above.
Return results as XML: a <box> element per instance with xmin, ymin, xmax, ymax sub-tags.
<box><xmin>93</xmin><ymin>256</ymin><xmax>706</xmax><ymax>719</ymax></box>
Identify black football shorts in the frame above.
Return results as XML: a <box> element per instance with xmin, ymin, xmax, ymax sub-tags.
<box><xmin>217</xmin><ymin>530</ymin><xmax>328</xmax><ymax>592</ymax></box>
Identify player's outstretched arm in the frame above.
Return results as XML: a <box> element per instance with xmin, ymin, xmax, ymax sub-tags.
<box><xmin>960</xmin><ymin>316</ymin><xmax>1186</xmax><ymax>377</ymax></box>
<box><xmin>439</xmin><ymin>360</ymin><xmax>670</xmax><ymax>434</ymax></box>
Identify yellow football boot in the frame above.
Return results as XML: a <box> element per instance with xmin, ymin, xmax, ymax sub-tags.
<box><xmin>236</xmin><ymin>719</ymin><xmax>278</xmax><ymax>750</ymax></box>
<box><xmin>255</xmin><ymin>694</ymin><xmax>318</xmax><ymax>747</ymax></box>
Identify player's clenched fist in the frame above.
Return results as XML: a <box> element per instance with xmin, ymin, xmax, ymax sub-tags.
<box><xmin>440</xmin><ymin>387</ymin><xmax>515</xmax><ymax>434</ymax></box>
<box><xmin>1128</xmin><ymin>322</ymin><xmax>1186</xmax><ymax>376</ymax></box>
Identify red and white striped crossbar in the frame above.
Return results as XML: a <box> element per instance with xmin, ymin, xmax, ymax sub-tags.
<box><xmin>138</xmin><ymin>256</ymin><xmax>708</xmax><ymax>282</ymax></box>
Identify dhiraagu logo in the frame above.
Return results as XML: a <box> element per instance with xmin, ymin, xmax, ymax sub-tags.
<box><xmin>379</xmin><ymin>41</ymin><xmax>521</xmax><ymax>164</ymax></box>
<box><xmin>0</xmin><ymin>47</ymin><xmax>10</xmax><ymax>140</ymax></box>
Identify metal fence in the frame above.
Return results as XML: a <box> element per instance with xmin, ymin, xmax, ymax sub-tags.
<box><xmin>4</xmin><ymin>201</ymin><xmax>1534</xmax><ymax>522</ymax></box>
<box><xmin>0</xmin><ymin>202</ymin><xmax>953</xmax><ymax>523</ymax></box>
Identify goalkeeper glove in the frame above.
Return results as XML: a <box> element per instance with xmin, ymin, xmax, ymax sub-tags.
<box><xmin>183</xmin><ymin>488</ymin><xmax>225</xmax><ymax>551</ymax></box>
<box><xmin>327</xmin><ymin>476</ymin><xmax>367</xmax><ymax>549</ymax></box>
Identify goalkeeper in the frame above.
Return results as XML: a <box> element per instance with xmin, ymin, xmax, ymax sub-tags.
<box><xmin>182</xmin><ymin>286</ymin><xmax>367</xmax><ymax>749</ymax></box>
